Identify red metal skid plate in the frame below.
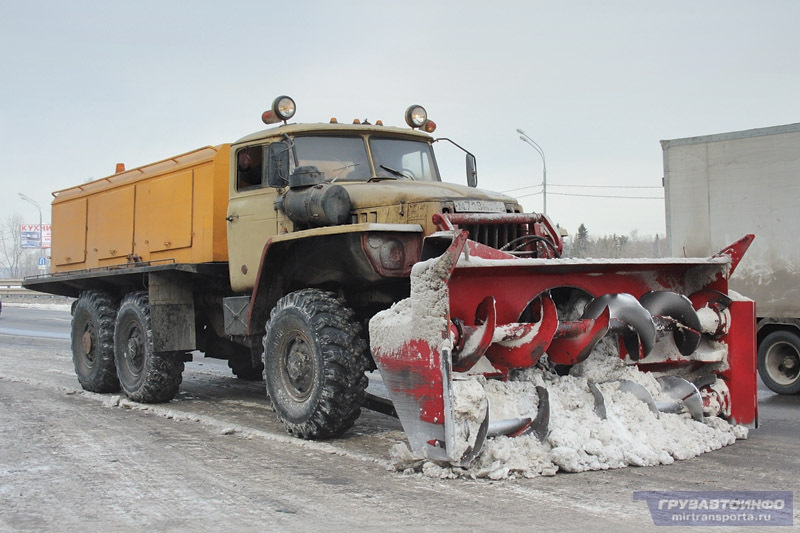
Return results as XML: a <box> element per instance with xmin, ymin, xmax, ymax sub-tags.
<box><xmin>720</xmin><ymin>299</ymin><xmax>758</xmax><ymax>426</ymax></box>
<box><xmin>372</xmin><ymin>338</ymin><xmax>445</xmax><ymax>425</ymax></box>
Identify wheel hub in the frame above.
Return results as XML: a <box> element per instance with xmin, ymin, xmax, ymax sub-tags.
<box><xmin>766</xmin><ymin>341</ymin><xmax>800</xmax><ymax>385</ymax></box>
<box><xmin>126</xmin><ymin>331</ymin><xmax>144</xmax><ymax>372</ymax></box>
<box><xmin>82</xmin><ymin>327</ymin><xmax>94</xmax><ymax>359</ymax></box>
<box><xmin>283</xmin><ymin>338</ymin><xmax>313</xmax><ymax>400</ymax></box>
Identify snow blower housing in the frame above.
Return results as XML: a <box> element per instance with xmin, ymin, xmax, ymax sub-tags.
<box><xmin>25</xmin><ymin>97</ymin><xmax>757</xmax><ymax>465</ymax></box>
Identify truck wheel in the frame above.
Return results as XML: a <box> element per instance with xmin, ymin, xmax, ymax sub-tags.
<box><xmin>71</xmin><ymin>291</ymin><xmax>120</xmax><ymax>393</ymax></box>
<box><xmin>758</xmin><ymin>331</ymin><xmax>800</xmax><ymax>395</ymax></box>
<box><xmin>114</xmin><ymin>291</ymin><xmax>184</xmax><ymax>403</ymax></box>
<box><xmin>228</xmin><ymin>346</ymin><xmax>265</xmax><ymax>381</ymax></box>
<box><xmin>263</xmin><ymin>289</ymin><xmax>369</xmax><ymax>439</ymax></box>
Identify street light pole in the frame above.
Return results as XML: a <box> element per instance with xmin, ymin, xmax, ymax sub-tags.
<box><xmin>18</xmin><ymin>193</ymin><xmax>44</xmax><ymax>263</ymax></box>
<box><xmin>516</xmin><ymin>128</ymin><xmax>547</xmax><ymax>216</ymax></box>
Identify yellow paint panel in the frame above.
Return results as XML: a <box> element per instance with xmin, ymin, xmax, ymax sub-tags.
<box><xmin>191</xmin><ymin>163</ymin><xmax>214</xmax><ymax>263</ymax></box>
<box><xmin>51</xmin><ymin>198</ymin><xmax>87</xmax><ymax>267</ymax></box>
<box><xmin>135</xmin><ymin>170</ymin><xmax>193</xmax><ymax>254</ymax></box>
<box><xmin>211</xmin><ymin>146</ymin><xmax>230</xmax><ymax>260</ymax></box>
<box><xmin>50</xmin><ymin>145</ymin><xmax>226</xmax><ymax>271</ymax></box>
<box><xmin>88</xmin><ymin>187</ymin><xmax>135</xmax><ymax>261</ymax></box>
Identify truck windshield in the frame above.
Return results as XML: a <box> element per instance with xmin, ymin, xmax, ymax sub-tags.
<box><xmin>370</xmin><ymin>138</ymin><xmax>439</xmax><ymax>182</ymax></box>
<box><xmin>291</xmin><ymin>135</ymin><xmax>440</xmax><ymax>182</ymax></box>
<box><xmin>293</xmin><ymin>136</ymin><xmax>372</xmax><ymax>181</ymax></box>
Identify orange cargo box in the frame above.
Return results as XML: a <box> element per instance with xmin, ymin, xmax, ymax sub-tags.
<box><xmin>50</xmin><ymin>145</ymin><xmax>231</xmax><ymax>272</ymax></box>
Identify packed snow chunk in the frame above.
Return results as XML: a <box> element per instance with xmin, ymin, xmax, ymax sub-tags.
<box><xmin>569</xmin><ymin>337</ymin><xmax>660</xmax><ymax>398</ymax></box>
<box><xmin>450</xmin><ymin>378</ymin><xmax>488</xmax><ymax>460</ymax></box>
<box><xmin>369</xmin><ymin>255</ymin><xmax>452</xmax><ymax>354</ymax></box>
<box><xmin>393</xmin><ymin>349</ymin><xmax>747</xmax><ymax>480</ymax></box>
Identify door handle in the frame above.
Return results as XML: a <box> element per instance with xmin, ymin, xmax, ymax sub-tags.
<box><xmin>225</xmin><ymin>214</ymin><xmax>239</xmax><ymax>222</ymax></box>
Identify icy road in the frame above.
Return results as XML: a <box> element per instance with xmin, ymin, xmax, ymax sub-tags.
<box><xmin>0</xmin><ymin>305</ymin><xmax>798</xmax><ymax>531</ymax></box>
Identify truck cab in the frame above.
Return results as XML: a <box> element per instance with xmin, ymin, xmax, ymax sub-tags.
<box><xmin>225</xmin><ymin>99</ymin><xmax>550</xmax><ymax>336</ymax></box>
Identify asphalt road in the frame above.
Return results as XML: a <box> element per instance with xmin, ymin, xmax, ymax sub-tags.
<box><xmin>0</xmin><ymin>305</ymin><xmax>71</xmax><ymax>340</ymax></box>
<box><xmin>0</xmin><ymin>305</ymin><xmax>797</xmax><ymax>532</ymax></box>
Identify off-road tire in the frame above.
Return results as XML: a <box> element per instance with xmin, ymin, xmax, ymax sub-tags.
<box><xmin>114</xmin><ymin>291</ymin><xmax>184</xmax><ymax>403</ymax></box>
<box><xmin>263</xmin><ymin>289</ymin><xmax>369</xmax><ymax>439</ymax></box>
<box><xmin>758</xmin><ymin>330</ymin><xmax>800</xmax><ymax>395</ymax></box>
<box><xmin>71</xmin><ymin>291</ymin><xmax>120</xmax><ymax>393</ymax></box>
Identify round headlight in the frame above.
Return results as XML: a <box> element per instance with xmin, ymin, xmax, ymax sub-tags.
<box><xmin>404</xmin><ymin>105</ymin><xmax>427</xmax><ymax>128</ymax></box>
<box><xmin>379</xmin><ymin>239</ymin><xmax>406</xmax><ymax>270</ymax></box>
<box><xmin>273</xmin><ymin>95</ymin><xmax>296</xmax><ymax>121</ymax></box>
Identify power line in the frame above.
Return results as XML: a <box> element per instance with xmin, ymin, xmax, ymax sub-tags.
<box><xmin>515</xmin><ymin>191</ymin><xmax>543</xmax><ymax>199</ymax></box>
<box><xmin>513</xmin><ymin>190</ymin><xmax>662</xmax><ymax>200</ymax></box>
<box><xmin>550</xmin><ymin>183</ymin><xmax>662</xmax><ymax>189</ymax></box>
<box><xmin>502</xmin><ymin>183</ymin><xmax>661</xmax><ymax>194</ymax></box>
<box><xmin>502</xmin><ymin>184</ymin><xmax>543</xmax><ymax>193</ymax></box>
<box><xmin>547</xmin><ymin>191</ymin><xmax>664</xmax><ymax>200</ymax></box>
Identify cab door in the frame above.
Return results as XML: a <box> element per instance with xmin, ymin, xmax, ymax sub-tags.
<box><xmin>227</xmin><ymin>142</ymin><xmax>279</xmax><ymax>292</ymax></box>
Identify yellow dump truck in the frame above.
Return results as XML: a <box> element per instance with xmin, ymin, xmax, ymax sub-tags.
<box><xmin>26</xmin><ymin>97</ymin><xmax>757</xmax><ymax>462</ymax></box>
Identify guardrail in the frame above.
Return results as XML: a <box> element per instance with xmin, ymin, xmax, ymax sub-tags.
<box><xmin>0</xmin><ymin>278</ymin><xmax>29</xmax><ymax>295</ymax></box>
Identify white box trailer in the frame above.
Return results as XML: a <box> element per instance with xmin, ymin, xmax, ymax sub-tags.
<box><xmin>662</xmin><ymin>123</ymin><xmax>800</xmax><ymax>394</ymax></box>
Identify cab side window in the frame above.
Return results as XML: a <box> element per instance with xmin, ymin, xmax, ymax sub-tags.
<box><xmin>236</xmin><ymin>146</ymin><xmax>264</xmax><ymax>191</ymax></box>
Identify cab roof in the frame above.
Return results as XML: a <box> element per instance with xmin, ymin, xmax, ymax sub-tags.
<box><xmin>234</xmin><ymin>122</ymin><xmax>434</xmax><ymax>145</ymax></box>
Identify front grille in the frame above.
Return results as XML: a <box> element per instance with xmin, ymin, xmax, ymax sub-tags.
<box><xmin>461</xmin><ymin>223</ymin><xmax>525</xmax><ymax>250</ymax></box>
<box><xmin>436</xmin><ymin>213</ymin><xmax>548</xmax><ymax>256</ymax></box>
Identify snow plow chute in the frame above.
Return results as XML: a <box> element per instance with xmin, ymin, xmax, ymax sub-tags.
<box><xmin>370</xmin><ymin>229</ymin><xmax>757</xmax><ymax>464</ymax></box>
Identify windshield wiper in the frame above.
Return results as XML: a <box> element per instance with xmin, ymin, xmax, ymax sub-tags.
<box><xmin>379</xmin><ymin>165</ymin><xmax>412</xmax><ymax>179</ymax></box>
<box><xmin>330</xmin><ymin>163</ymin><xmax>360</xmax><ymax>182</ymax></box>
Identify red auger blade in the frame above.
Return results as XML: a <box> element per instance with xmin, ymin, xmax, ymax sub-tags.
<box><xmin>547</xmin><ymin>306</ymin><xmax>611</xmax><ymax>365</ymax></box>
<box><xmin>483</xmin><ymin>294</ymin><xmax>559</xmax><ymax>371</ymax></box>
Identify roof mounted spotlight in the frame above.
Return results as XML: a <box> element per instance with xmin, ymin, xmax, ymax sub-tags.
<box><xmin>262</xmin><ymin>95</ymin><xmax>297</xmax><ymax>125</ymax></box>
<box><xmin>404</xmin><ymin>105</ymin><xmax>427</xmax><ymax>128</ymax></box>
<box><xmin>404</xmin><ymin>104</ymin><xmax>436</xmax><ymax>132</ymax></box>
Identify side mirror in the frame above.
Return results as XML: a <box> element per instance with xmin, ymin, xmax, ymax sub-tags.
<box><xmin>466</xmin><ymin>153</ymin><xmax>478</xmax><ymax>188</ymax></box>
<box><xmin>265</xmin><ymin>141</ymin><xmax>290</xmax><ymax>187</ymax></box>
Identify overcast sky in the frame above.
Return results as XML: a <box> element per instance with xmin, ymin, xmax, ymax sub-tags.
<box><xmin>2</xmin><ymin>1</ymin><xmax>798</xmax><ymax>240</ymax></box>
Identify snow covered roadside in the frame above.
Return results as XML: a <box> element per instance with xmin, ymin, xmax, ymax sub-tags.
<box><xmin>3</xmin><ymin>302</ymin><xmax>73</xmax><ymax>312</ymax></box>
<box><xmin>391</xmin><ymin>347</ymin><xmax>748</xmax><ymax>480</ymax></box>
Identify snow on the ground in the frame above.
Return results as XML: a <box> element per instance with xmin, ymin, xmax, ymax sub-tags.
<box><xmin>4</xmin><ymin>302</ymin><xmax>72</xmax><ymax>311</ymax></box>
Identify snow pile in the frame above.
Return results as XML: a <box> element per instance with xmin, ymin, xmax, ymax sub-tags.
<box><xmin>392</xmin><ymin>345</ymin><xmax>748</xmax><ymax>480</ymax></box>
<box><xmin>369</xmin><ymin>255</ymin><xmax>452</xmax><ymax>354</ymax></box>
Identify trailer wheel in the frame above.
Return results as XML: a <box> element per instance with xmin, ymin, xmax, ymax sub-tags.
<box><xmin>263</xmin><ymin>289</ymin><xmax>368</xmax><ymax>439</ymax></box>
<box><xmin>71</xmin><ymin>291</ymin><xmax>120</xmax><ymax>393</ymax></box>
<box><xmin>114</xmin><ymin>291</ymin><xmax>184</xmax><ymax>403</ymax></box>
<box><xmin>758</xmin><ymin>331</ymin><xmax>800</xmax><ymax>395</ymax></box>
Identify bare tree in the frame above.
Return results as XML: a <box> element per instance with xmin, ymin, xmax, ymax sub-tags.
<box><xmin>0</xmin><ymin>213</ymin><xmax>35</xmax><ymax>277</ymax></box>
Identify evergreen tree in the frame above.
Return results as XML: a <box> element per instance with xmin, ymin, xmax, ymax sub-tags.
<box><xmin>573</xmin><ymin>223</ymin><xmax>589</xmax><ymax>257</ymax></box>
